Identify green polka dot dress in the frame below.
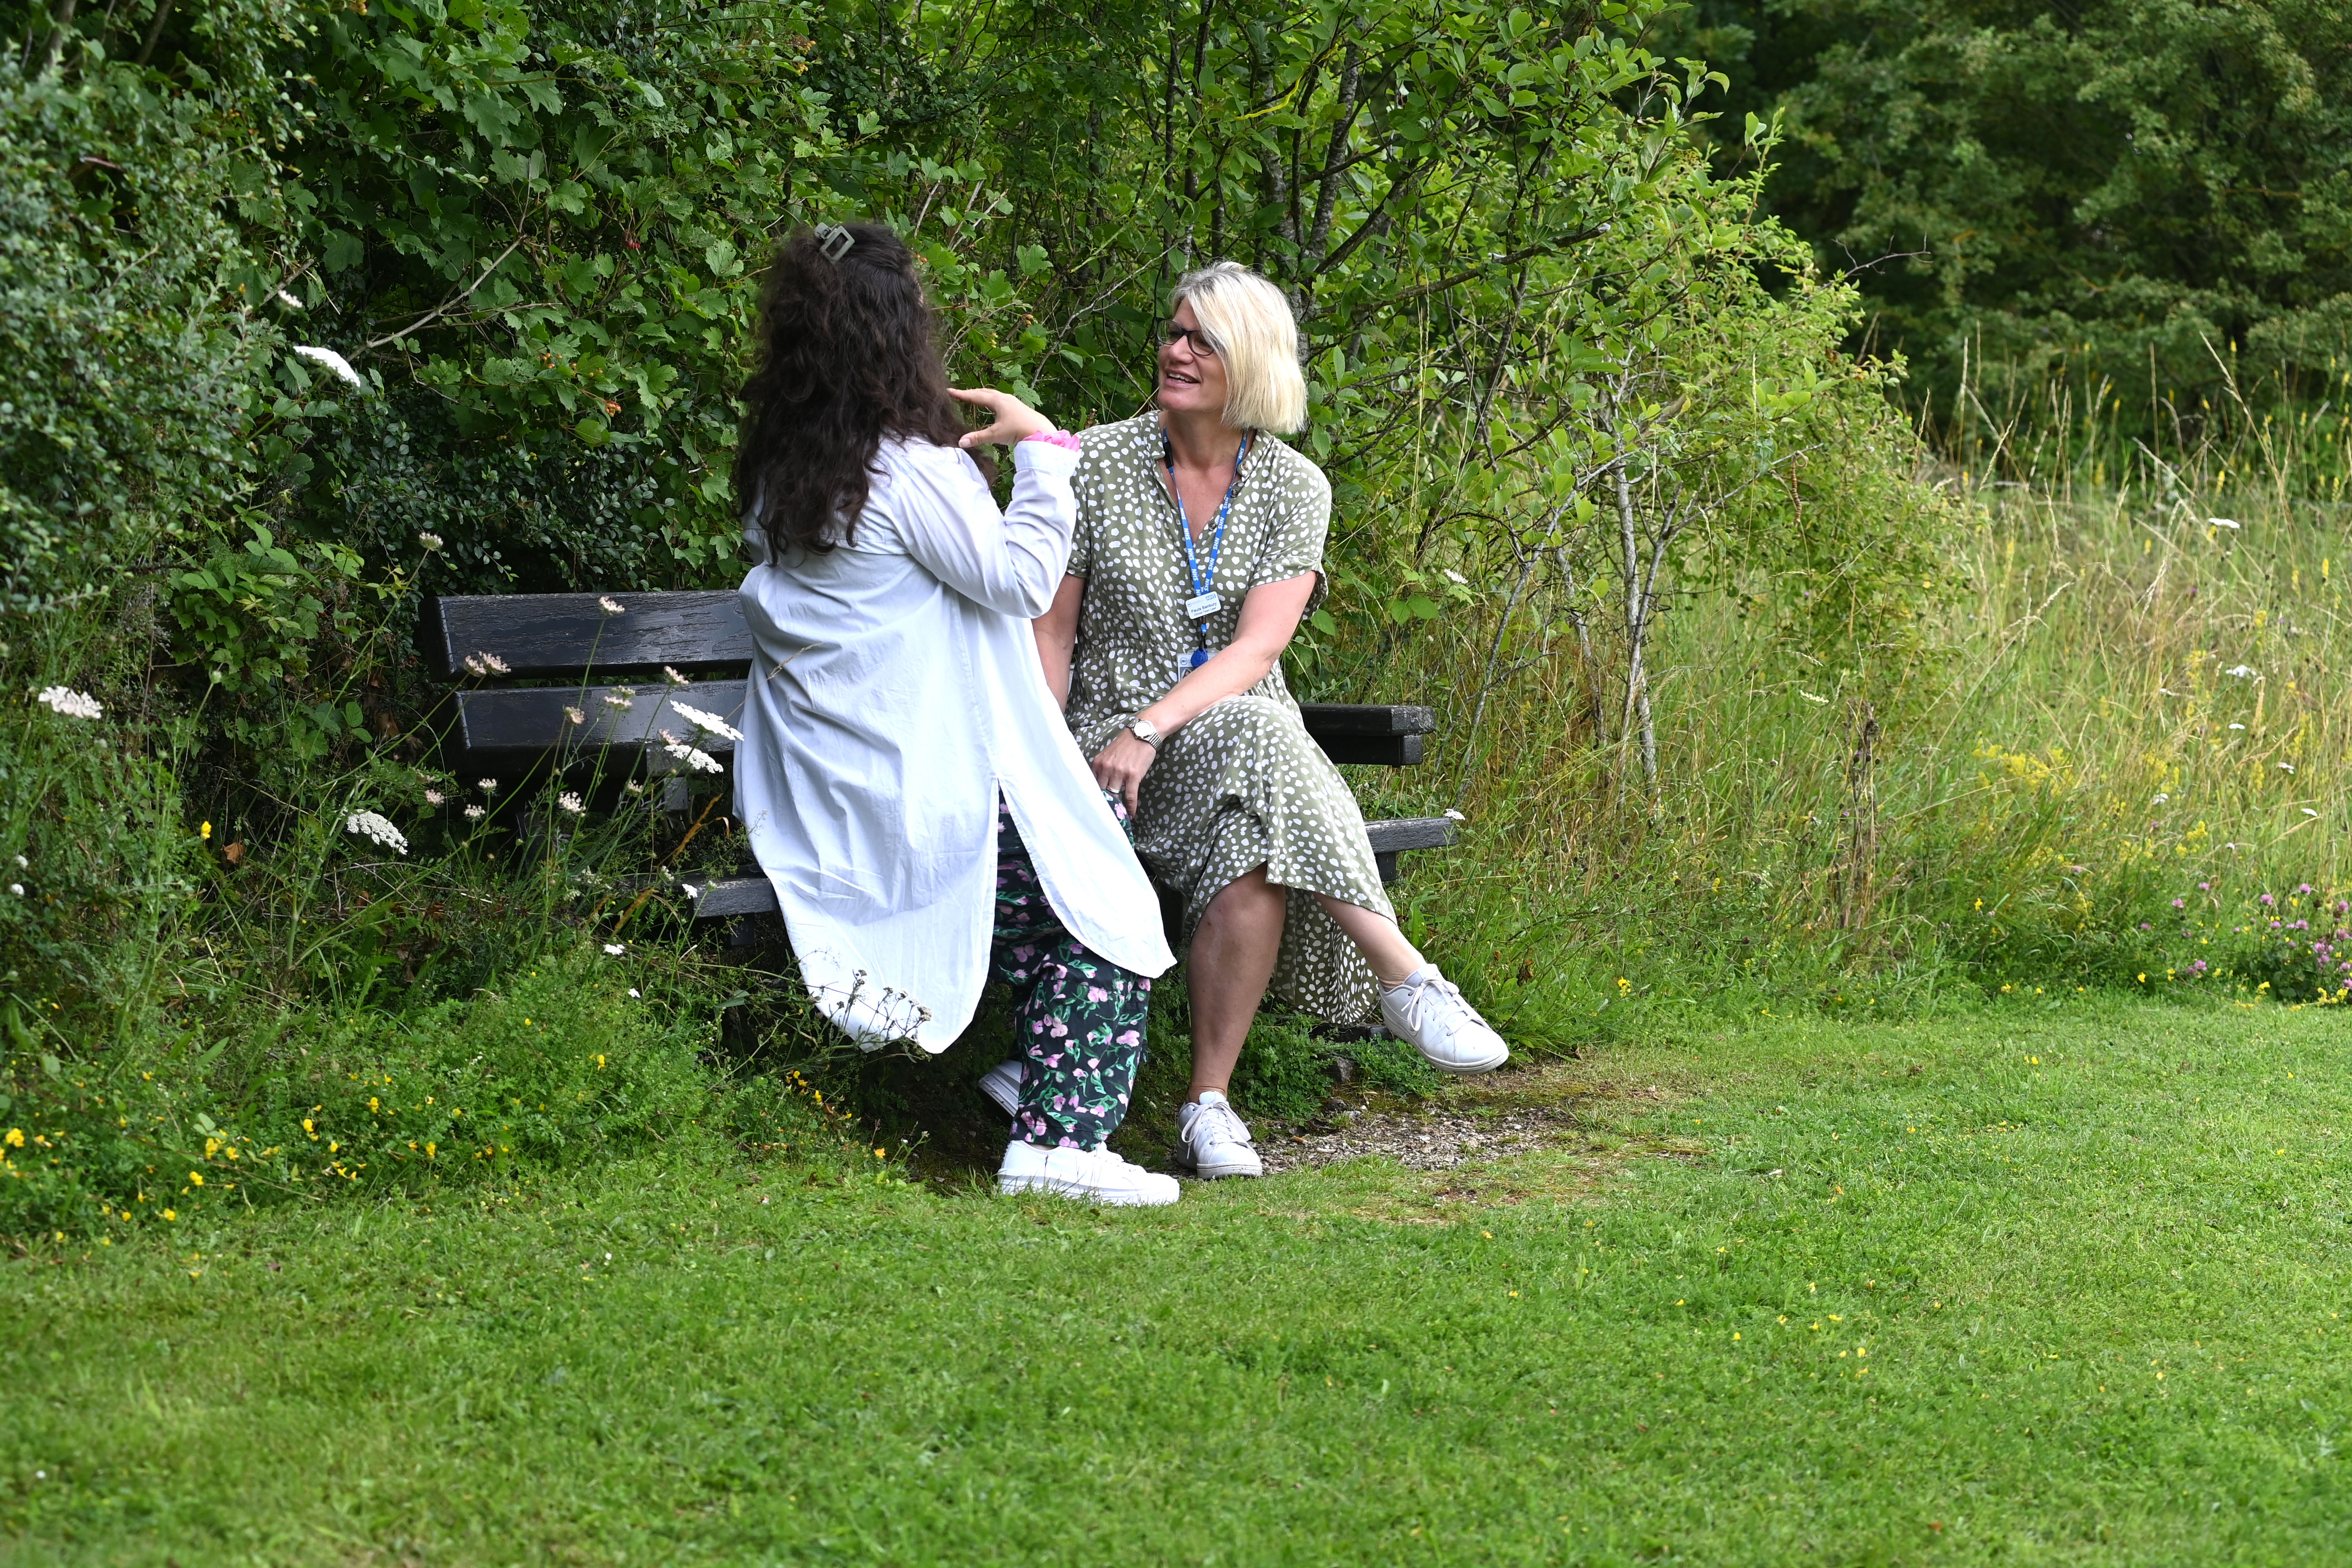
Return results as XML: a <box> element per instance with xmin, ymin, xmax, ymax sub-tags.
<box><xmin>1066</xmin><ymin>413</ymin><xmax>1390</xmax><ymax>1026</ymax></box>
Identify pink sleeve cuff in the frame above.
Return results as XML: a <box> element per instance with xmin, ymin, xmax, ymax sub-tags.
<box><xmin>1021</xmin><ymin>430</ymin><xmax>1083</xmax><ymax>452</ymax></box>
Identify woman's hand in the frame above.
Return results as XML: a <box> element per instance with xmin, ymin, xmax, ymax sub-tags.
<box><xmin>1090</xmin><ymin>728</ymin><xmax>1157</xmax><ymax>815</ymax></box>
<box><xmin>949</xmin><ymin>387</ymin><xmax>1054</xmax><ymax>448</ymax></box>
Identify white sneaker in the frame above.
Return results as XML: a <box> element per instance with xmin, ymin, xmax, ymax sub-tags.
<box><xmin>978</xmin><ymin>1058</ymin><xmax>1024</xmax><ymax>1118</ymax></box>
<box><xmin>1174</xmin><ymin>1091</ymin><xmax>1264</xmax><ymax>1179</ymax></box>
<box><xmin>997</xmin><ymin>1140</ymin><xmax>1179</xmax><ymax>1206</ymax></box>
<box><xmin>1381</xmin><ymin>966</ymin><xmax>1509</xmax><ymax>1073</ymax></box>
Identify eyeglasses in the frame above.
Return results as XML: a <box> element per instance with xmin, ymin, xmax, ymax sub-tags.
<box><xmin>1156</xmin><ymin>319</ymin><xmax>1221</xmax><ymax>357</ymax></box>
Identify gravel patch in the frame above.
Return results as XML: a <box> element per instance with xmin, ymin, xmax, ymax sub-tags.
<box><xmin>1252</xmin><ymin>1104</ymin><xmax>1582</xmax><ymax>1174</ymax></box>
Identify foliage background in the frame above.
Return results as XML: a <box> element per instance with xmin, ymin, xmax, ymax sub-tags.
<box><xmin>2</xmin><ymin>0</ymin><xmax>2344</xmax><ymax>1238</ymax></box>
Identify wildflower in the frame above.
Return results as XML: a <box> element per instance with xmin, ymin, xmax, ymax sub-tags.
<box><xmin>603</xmin><ymin>942</ymin><xmax>625</xmax><ymax>956</ymax></box>
<box><xmin>292</xmin><ymin>345</ymin><xmax>366</xmax><ymax>390</ymax></box>
<box><xmin>599</xmin><ymin>595</ymin><xmax>626</xmax><ymax>614</ymax></box>
<box><xmin>662</xmin><ymin>665</ymin><xmax>689</xmax><ymax>686</ymax></box>
<box><xmin>35</xmin><ymin>686</ymin><xmax>101</xmax><ymax>720</ymax></box>
<box><xmin>2280</xmin><ymin>763</ymin><xmax>2296</xmax><ymax>773</ymax></box>
<box><xmin>558</xmin><ymin>792</ymin><xmax>586</xmax><ymax>816</ymax></box>
<box><xmin>479</xmin><ymin>778</ymin><xmax>500</xmax><ymax>795</ymax></box>
<box><xmin>200</xmin><ymin>822</ymin><xmax>212</xmax><ymax>840</ymax></box>
<box><xmin>670</xmin><ymin>702</ymin><xmax>743</xmax><ymax>742</ymax></box>
<box><xmin>480</xmin><ymin>652</ymin><xmax>511</xmax><ymax>675</ymax></box>
<box><xmin>2209</xmin><ymin>517</ymin><xmax>2240</xmax><ymax>530</ymax></box>
<box><xmin>6</xmin><ymin>885</ymin><xmax>19</xmax><ymax>897</ymax></box>
<box><xmin>2152</xmin><ymin>793</ymin><xmax>2168</xmax><ymax>805</ymax></box>
<box><xmin>2199</xmin><ymin>882</ymin><xmax>2211</xmax><ymax>891</ymax></box>
<box><xmin>464</xmin><ymin>801</ymin><xmax>487</xmax><ymax>820</ymax></box>
<box><xmin>2173</xmin><ymin>898</ymin><xmax>2186</xmax><ymax>909</ymax></box>
<box><xmin>658</xmin><ymin>731</ymin><xmax>724</xmax><ymax>774</ymax></box>
<box><xmin>2261</xmin><ymin>892</ymin><xmax>2276</xmax><ymax>906</ymax></box>
<box><xmin>344</xmin><ymin>811</ymin><xmax>409</xmax><ymax>855</ymax></box>
<box><xmin>2305</xmin><ymin>808</ymin><xmax>2321</xmax><ymax>819</ymax></box>
<box><xmin>624</xmin><ymin>779</ymin><xmax>644</xmax><ymax>795</ymax></box>
<box><xmin>2300</xmin><ymin>884</ymin><xmax>2315</xmax><ymax>895</ymax></box>
<box><xmin>628</xmin><ymin>988</ymin><xmax>641</xmax><ymax>998</ymax></box>
<box><xmin>418</xmin><ymin>531</ymin><xmax>443</xmax><ymax>551</ymax></box>
<box><xmin>162</xmin><ymin>1209</ymin><xmax>175</xmax><ymax>1221</ymax></box>
<box><xmin>603</xmin><ymin>692</ymin><xmax>634</xmax><ymax>709</ymax></box>
<box><xmin>1443</xmin><ymin>808</ymin><xmax>1466</xmax><ymax>822</ymax></box>
<box><xmin>425</xmin><ymin>789</ymin><xmax>446</xmax><ymax>806</ymax></box>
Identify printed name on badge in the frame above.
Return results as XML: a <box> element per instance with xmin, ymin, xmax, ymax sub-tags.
<box><xmin>1184</xmin><ymin>591</ymin><xmax>1222</xmax><ymax>620</ymax></box>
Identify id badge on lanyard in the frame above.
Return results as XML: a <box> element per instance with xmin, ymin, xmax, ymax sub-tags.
<box><xmin>1171</xmin><ymin>430</ymin><xmax>1249</xmax><ymax>672</ymax></box>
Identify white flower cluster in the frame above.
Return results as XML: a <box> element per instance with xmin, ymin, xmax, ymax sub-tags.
<box><xmin>462</xmin><ymin>651</ymin><xmax>512</xmax><ymax>676</ymax></box>
<box><xmin>669</xmin><ymin>702</ymin><xmax>743</xmax><ymax>742</ymax></box>
<box><xmin>37</xmin><ymin>686</ymin><xmax>101</xmax><ymax>721</ymax></box>
<box><xmin>663</xmin><ymin>739</ymin><xmax>724</xmax><ymax>775</ymax></box>
<box><xmin>598</xmin><ymin>595</ymin><xmax>626</xmax><ymax>614</ymax></box>
<box><xmin>662</xmin><ymin>665</ymin><xmax>689</xmax><ymax>686</ymax></box>
<box><xmin>557</xmin><ymin>792</ymin><xmax>586</xmax><ymax>816</ymax></box>
<box><xmin>293</xmin><ymin>344</ymin><xmax>367</xmax><ymax>390</ymax></box>
<box><xmin>345</xmin><ymin>810</ymin><xmax>409</xmax><ymax>855</ymax></box>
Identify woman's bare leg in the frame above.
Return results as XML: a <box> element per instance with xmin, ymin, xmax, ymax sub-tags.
<box><xmin>1315</xmin><ymin>893</ymin><xmax>1425</xmax><ymax>987</ymax></box>
<box><xmin>1185</xmin><ymin>866</ymin><xmax>1286</xmax><ymax>1102</ymax></box>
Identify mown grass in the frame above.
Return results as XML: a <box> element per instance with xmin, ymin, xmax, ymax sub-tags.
<box><xmin>4</xmin><ymin>997</ymin><xmax>2346</xmax><ymax>1565</ymax></box>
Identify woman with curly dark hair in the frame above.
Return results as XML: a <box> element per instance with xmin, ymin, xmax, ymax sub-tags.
<box><xmin>731</xmin><ymin>222</ymin><xmax>1178</xmax><ymax>1206</ymax></box>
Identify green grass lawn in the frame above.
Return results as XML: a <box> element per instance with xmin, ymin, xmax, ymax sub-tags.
<box><xmin>4</xmin><ymin>998</ymin><xmax>2348</xmax><ymax>1565</ymax></box>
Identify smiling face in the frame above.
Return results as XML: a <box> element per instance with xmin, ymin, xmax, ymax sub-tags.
<box><xmin>1155</xmin><ymin>299</ymin><xmax>1230</xmax><ymax>423</ymax></box>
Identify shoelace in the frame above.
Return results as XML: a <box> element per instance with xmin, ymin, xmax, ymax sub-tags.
<box><xmin>1401</xmin><ymin>976</ymin><xmax>1477</xmax><ymax>1043</ymax></box>
<box><xmin>1188</xmin><ymin>1100</ymin><xmax>1252</xmax><ymax>1150</ymax></box>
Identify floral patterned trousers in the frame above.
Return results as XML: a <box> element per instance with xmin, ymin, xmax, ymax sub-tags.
<box><xmin>994</xmin><ymin>800</ymin><xmax>1152</xmax><ymax>1149</ymax></box>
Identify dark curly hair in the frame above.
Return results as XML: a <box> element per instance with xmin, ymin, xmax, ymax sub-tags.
<box><xmin>733</xmin><ymin>222</ymin><xmax>983</xmax><ymax>557</ymax></box>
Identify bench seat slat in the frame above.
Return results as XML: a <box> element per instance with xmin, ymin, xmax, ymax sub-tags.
<box><xmin>657</xmin><ymin>814</ymin><xmax>1454</xmax><ymax>923</ymax></box>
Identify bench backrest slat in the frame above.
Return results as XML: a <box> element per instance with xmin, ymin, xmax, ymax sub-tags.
<box><xmin>451</xmin><ymin>680</ymin><xmax>746</xmax><ymax>779</ymax></box>
<box><xmin>425</xmin><ymin>591</ymin><xmax>750</xmax><ymax>681</ymax></box>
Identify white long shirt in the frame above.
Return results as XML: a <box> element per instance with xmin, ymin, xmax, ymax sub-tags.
<box><xmin>733</xmin><ymin>436</ymin><xmax>1174</xmax><ymax>1050</ymax></box>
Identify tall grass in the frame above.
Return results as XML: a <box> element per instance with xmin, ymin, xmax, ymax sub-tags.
<box><xmin>1381</xmin><ymin>369</ymin><xmax>2352</xmax><ymax>1038</ymax></box>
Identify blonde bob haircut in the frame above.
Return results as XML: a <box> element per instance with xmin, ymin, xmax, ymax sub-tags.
<box><xmin>1171</xmin><ymin>261</ymin><xmax>1307</xmax><ymax>434</ymax></box>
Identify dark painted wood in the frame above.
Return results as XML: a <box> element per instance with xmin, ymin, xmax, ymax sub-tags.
<box><xmin>448</xmin><ymin>680</ymin><xmax>746</xmax><ymax>779</ymax></box>
<box><xmin>1364</xmin><ymin>816</ymin><xmax>1457</xmax><ymax>854</ymax></box>
<box><xmin>687</xmin><ymin>874</ymin><xmax>778</xmax><ymax>919</ymax></box>
<box><xmin>427</xmin><ymin>592</ymin><xmax>1461</xmax><ymax>917</ymax></box>
<box><xmin>424</xmin><ymin>591</ymin><xmax>749</xmax><ymax>680</ymax></box>
<box><xmin>1297</xmin><ymin>702</ymin><xmax>1437</xmax><ymax>738</ymax></box>
<box><xmin>1314</xmin><ymin>732</ymin><xmax>1425</xmax><ymax>767</ymax></box>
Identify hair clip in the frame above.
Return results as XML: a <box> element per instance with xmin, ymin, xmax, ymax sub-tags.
<box><xmin>815</xmin><ymin>224</ymin><xmax>855</xmax><ymax>262</ymax></box>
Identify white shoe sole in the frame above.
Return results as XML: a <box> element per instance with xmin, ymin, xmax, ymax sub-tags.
<box><xmin>998</xmin><ymin>1175</ymin><xmax>1176</xmax><ymax>1206</ymax></box>
<box><xmin>978</xmin><ymin>1062</ymin><xmax>1021</xmax><ymax>1117</ymax></box>
<box><xmin>1173</xmin><ymin>1146</ymin><xmax>1264</xmax><ymax>1179</ymax></box>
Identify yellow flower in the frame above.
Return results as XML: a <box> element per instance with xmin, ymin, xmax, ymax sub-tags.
<box><xmin>3</xmin><ymin>1128</ymin><xmax>20</xmax><ymax>1148</ymax></box>
<box><xmin>425</xmin><ymin>1142</ymin><xmax>436</xmax><ymax>1158</ymax></box>
<box><xmin>200</xmin><ymin>822</ymin><xmax>212</xmax><ymax>839</ymax></box>
<box><xmin>188</xmin><ymin>1171</ymin><xmax>203</xmax><ymax>1186</ymax></box>
<box><xmin>162</xmin><ymin>1209</ymin><xmax>176</xmax><ymax>1221</ymax></box>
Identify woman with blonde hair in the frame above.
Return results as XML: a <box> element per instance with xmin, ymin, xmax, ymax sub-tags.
<box><xmin>994</xmin><ymin>260</ymin><xmax>1507</xmax><ymax>1180</ymax></box>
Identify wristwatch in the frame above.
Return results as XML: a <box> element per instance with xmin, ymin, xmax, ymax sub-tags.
<box><xmin>1127</xmin><ymin>716</ymin><xmax>1163</xmax><ymax>749</ymax></box>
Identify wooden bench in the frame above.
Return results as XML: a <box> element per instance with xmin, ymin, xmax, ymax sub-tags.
<box><xmin>422</xmin><ymin>589</ymin><xmax>1458</xmax><ymax>920</ymax></box>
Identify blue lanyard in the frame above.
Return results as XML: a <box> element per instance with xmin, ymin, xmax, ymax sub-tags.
<box><xmin>1165</xmin><ymin>429</ymin><xmax>1250</xmax><ymax>663</ymax></box>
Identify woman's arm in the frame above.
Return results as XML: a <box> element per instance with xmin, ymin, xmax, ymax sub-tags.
<box><xmin>1088</xmin><ymin>569</ymin><xmax>1317</xmax><ymax>810</ymax></box>
<box><xmin>1033</xmin><ymin>573</ymin><xmax>1084</xmax><ymax>708</ymax></box>
<box><xmin>891</xmin><ymin>439</ymin><xmax>1080</xmax><ymax>619</ymax></box>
